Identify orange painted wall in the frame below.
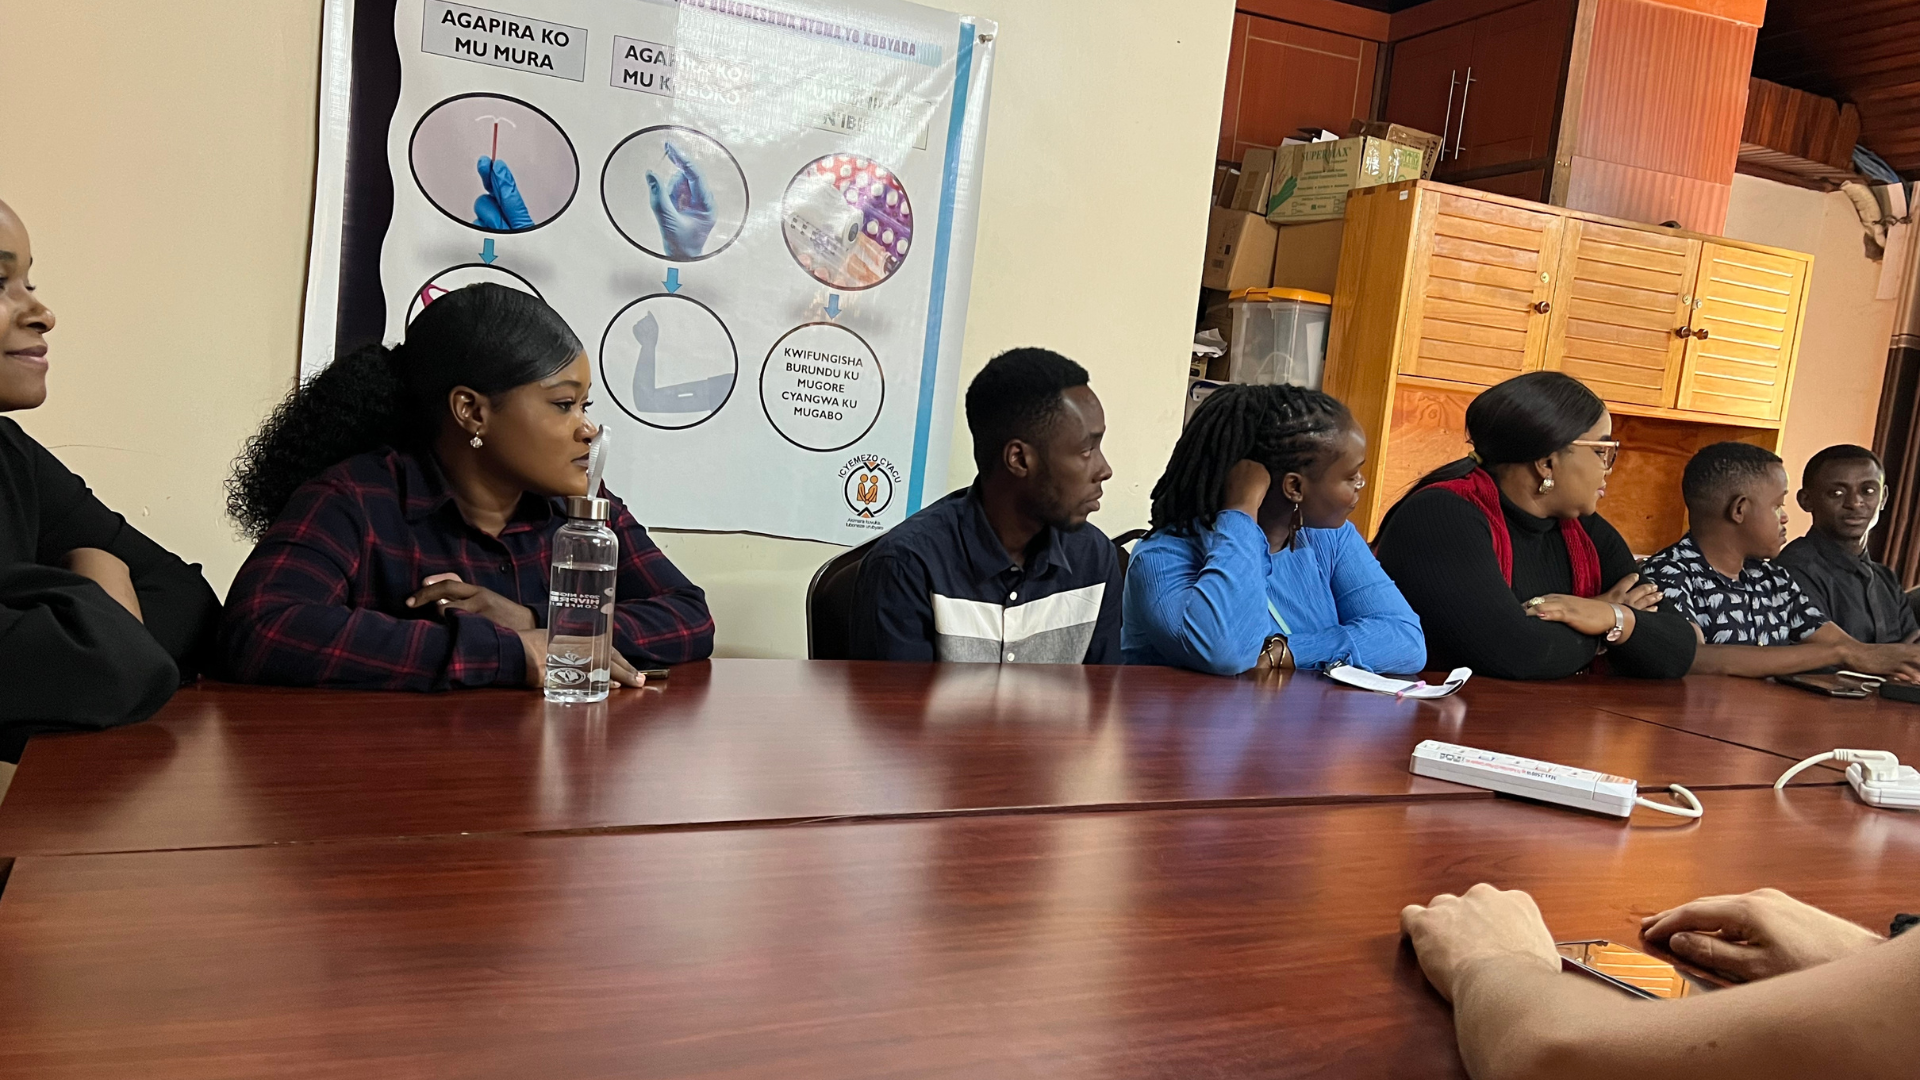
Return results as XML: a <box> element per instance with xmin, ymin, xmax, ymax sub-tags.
<box><xmin>1723</xmin><ymin>174</ymin><xmax>1896</xmax><ymax>538</ymax></box>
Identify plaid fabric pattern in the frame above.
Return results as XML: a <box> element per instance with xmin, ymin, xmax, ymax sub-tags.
<box><xmin>220</xmin><ymin>448</ymin><xmax>712</xmax><ymax>690</ymax></box>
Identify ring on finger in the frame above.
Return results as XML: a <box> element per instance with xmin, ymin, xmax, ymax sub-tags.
<box><xmin>1526</xmin><ymin>596</ymin><xmax>1545</xmax><ymax>608</ymax></box>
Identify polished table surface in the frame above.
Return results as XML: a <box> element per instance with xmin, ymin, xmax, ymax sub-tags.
<box><xmin>0</xmin><ymin>662</ymin><xmax>1903</xmax><ymax>1078</ymax></box>
<box><xmin>0</xmin><ymin>786</ymin><xmax>1911</xmax><ymax>1080</ymax></box>
<box><xmin>0</xmin><ymin>662</ymin><xmax>1840</xmax><ymax>857</ymax></box>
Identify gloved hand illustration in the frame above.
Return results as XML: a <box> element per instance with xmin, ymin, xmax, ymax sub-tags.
<box><xmin>647</xmin><ymin>141</ymin><xmax>717</xmax><ymax>258</ymax></box>
<box><xmin>474</xmin><ymin>156</ymin><xmax>535</xmax><ymax>231</ymax></box>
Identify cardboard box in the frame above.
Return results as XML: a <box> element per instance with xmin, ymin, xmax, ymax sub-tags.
<box><xmin>1201</xmin><ymin>208</ymin><xmax>1278</xmax><ymax>292</ymax></box>
<box><xmin>1264</xmin><ymin>136</ymin><xmax>1426</xmax><ymax>223</ymax></box>
<box><xmin>1212</xmin><ymin>162</ymin><xmax>1239</xmax><ymax>207</ymax></box>
<box><xmin>1350</xmin><ymin>119</ymin><xmax>1445</xmax><ymax>179</ymax></box>
<box><xmin>1270</xmin><ymin>219</ymin><xmax>1347</xmax><ymax>296</ymax></box>
<box><xmin>1229</xmin><ymin>146</ymin><xmax>1278</xmax><ymax>213</ymax></box>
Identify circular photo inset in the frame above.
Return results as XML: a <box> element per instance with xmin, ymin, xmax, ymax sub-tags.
<box><xmin>409</xmin><ymin>93</ymin><xmax>578</xmax><ymax>234</ymax></box>
<box><xmin>780</xmin><ymin>155</ymin><xmax>913</xmax><ymax>291</ymax></box>
<box><xmin>760</xmin><ymin>321</ymin><xmax>884</xmax><ymax>452</ymax></box>
<box><xmin>599</xmin><ymin>294</ymin><xmax>738</xmax><ymax>431</ymax></box>
<box><xmin>406</xmin><ymin>264</ymin><xmax>542</xmax><ymax>324</ymax></box>
<box><xmin>602</xmin><ymin>126</ymin><xmax>749</xmax><ymax>262</ymax></box>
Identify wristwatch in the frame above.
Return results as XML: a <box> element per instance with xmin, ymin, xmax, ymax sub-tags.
<box><xmin>1604</xmin><ymin>603</ymin><xmax>1626</xmax><ymax>643</ymax></box>
<box><xmin>1258</xmin><ymin>633</ymin><xmax>1295</xmax><ymax>673</ymax></box>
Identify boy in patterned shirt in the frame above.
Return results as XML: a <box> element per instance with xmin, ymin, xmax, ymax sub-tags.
<box><xmin>1639</xmin><ymin>442</ymin><xmax>1920</xmax><ymax>681</ymax></box>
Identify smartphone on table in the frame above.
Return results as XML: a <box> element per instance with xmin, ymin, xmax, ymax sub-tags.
<box><xmin>1555</xmin><ymin>939</ymin><xmax>1722</xmax><ymax>999</ymax></box>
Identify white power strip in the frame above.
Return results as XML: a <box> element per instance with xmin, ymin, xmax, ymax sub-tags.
<box><xmin>1775</xmin><ymin>749</ymin><xmax>1920</xmax><ymax>809</ymax></box>
<box><xmin>1410</xmin><ymin>740</ymin><xmax>1702</xmax><ymax>818</ymax></box>
<box><xmin>1849</xmin><ymin>763</ymin><xmax>1920</xmax><ymax>808</ymax></box>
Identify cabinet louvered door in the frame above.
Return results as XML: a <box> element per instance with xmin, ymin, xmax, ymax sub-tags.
<box><xmin>1401</xmin><ymin>191</ymin><xmax>1564</xmax><ymax>387</ymax></box>
<box><xmin>1675</xmin><ymin>244</ymin><xmax>1808</xmax><ymax>420</ymax></box>
<box><xmin>1543</xmin><ymin>220</ymin><xmax>1699</xmax><ymax>407</ymax></box>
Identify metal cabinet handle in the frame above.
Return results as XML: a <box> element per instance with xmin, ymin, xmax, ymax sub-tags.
<box><xmin>1675</xmin><ymin>327</ymin><xmax>1693</xmax><ymax>339</ymax></box>
<box><xmin>1454</xmin><ymin>67</ymin><xmax>1475</xmax><ymax>160</ymax></box>
<box><xmin>1439</xmin><ymin>71</ymin><xmax>1458</xmax><ymax>159</ymax></box>
<box><xmin>1694</xmin><ymin>327</ymin><xmax>1710</xmax><ymax>340</ymax></box>
<box><xmin>1533</xmin><ymin>300</ymin><xmax>1551</xmax><ymax>314</ymax></box>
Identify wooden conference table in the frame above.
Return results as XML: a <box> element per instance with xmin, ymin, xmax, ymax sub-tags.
<box><xmin>0</xmin><ymin>661</ymin><xmax>1911</xmax><ymax>1078</ymax></box>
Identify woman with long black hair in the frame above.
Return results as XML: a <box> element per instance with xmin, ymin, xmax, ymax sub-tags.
<box><xmin>1123</xmin><ymin>383</ymin><xmax>1424</xmax><ymax>676</ymax></box>
<box><xmin>221</xmin><ymin>284</ymin><xmax>712</xmax><ymax>690</ymax></box>
<box><xmin>1373</xmin><ymin>370</ymin><xmax>1694</xmax><ymax>679</ymax></box>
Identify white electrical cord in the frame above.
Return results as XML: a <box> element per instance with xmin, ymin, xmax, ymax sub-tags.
<box><xmin>1775</xmin><ymin>749</ymin><xmax>1902</xmax><ymax>789</ymax></box>
<box><xmin>1633</xmin><ymin>783</ymin><xmax>1703</xmax><ymax>818</ymax></box>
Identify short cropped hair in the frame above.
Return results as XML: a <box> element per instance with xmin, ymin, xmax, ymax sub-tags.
<box><xmin>1802</xmin><ymin>443</ymin><xmax>1883</xmax><ymax>488</ymax></box>
<box><xmin>1682</xmin><ymin>441</ymin><xmax>1783</xmax><ymax>515</ymax></box>
<box><xmin>964</xmin><ymin>348</ymin><xmax>1090</xmax><ymax>474</ymax></box>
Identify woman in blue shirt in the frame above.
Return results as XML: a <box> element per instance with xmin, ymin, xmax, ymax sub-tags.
<box><xmin>1122</xmin><ymin>384</ymin><xmax>1424</xmax><ymax>676</ymax></box>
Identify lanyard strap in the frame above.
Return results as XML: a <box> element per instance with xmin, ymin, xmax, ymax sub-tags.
<box><xmin>1267</xmin><ymin>597</ymin><xmax>1292</xmax><ymax>637</ymax></box>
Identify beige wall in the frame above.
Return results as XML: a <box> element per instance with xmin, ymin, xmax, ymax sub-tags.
<box><xmin>0</xmin><ymin>0</ymin><xmax>324</xmax><ymax>592</ymax></box>
<box><xmin>0</xmin><ymin>0</ymin><xmax>1234</xmax><ymax>659</ymax></box>
<box><xmin>1722</xmin><ymin>173</ymin><xmax>1896</xmax><ymax>537</ymax></box>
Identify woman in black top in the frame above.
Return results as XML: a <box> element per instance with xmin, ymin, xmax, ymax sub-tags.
<box><xmin>1373</xmin><ymin>371</ymin><xmax>1695</xmax><ymax>679</ymax></box>
<box><xmin>0</xmin><ymin>199</ymin><xmax>220</xmax><ymax>758</ymax></box>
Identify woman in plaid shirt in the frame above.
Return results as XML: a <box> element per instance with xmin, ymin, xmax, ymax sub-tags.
<box><xmin>220</xmin><ymin>284</ymin><xmax>712</xmax><ymax>691</ymax></box>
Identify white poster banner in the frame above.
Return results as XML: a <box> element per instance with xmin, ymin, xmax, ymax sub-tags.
<box><xmin>306</xmin><ymin>0</ymin><xmax>996</xmax><ymax>544</ymax></box>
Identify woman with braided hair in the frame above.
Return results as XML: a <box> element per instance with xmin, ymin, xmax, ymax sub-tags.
<box><xmin>1121</xmin><ymin>384</ymin><xmax>1424</xmax><ymax>676</ymax></box>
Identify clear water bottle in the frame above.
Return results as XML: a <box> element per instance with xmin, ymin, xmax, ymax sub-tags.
<box><xmin>545</xmin><ymin>495</ymin><xmax>618</xmax><ymax>703</ymax></box>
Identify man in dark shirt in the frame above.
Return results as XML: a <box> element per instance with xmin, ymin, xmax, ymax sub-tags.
<box><xmin>1639</xmin><ymin>442</ymin><xmax>1920</xmax><ymax>680</ymax></box>
<box><xmin>1777</xmin><ymin>444</ymin><xmax>1918</xmax><ymax>645</ymax></box>
<box><xmin>0</xmin><ymin>198</ymin><xmax>221</xmax><ymax>767</ymax></box>
<box><xmin>849</xmin><ymin>347</ymin><xmax>1122</xmax><ymax>663</ymax></box>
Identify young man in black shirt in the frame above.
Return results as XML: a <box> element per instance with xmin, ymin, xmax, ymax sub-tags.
<box><xmin>848</xmin><ymin>347</ymin><xmax>1122</xmax><ymax>663</ymax></box>
<box><xmin>1638</xmin><ymin>442</ymin><xmax>1920</xmax><ymax>680</ymax></box>
<box><xmin>1777</xmin><ymin>444</ymin><xmax>1918</xmax><ymax>645</ymax></box>
<box><xmin>0</xmin><ymin>198</ymin><xmax>221</xmax><ymax>769</ymax></box>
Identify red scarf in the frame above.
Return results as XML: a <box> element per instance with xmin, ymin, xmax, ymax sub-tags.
<box><xmin>1432</xmin><ymin>468</ymin><xmax>1602</xmax><ymax>598</ymax></box>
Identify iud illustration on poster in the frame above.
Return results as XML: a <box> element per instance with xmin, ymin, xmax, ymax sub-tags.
<box><xmin>301</xmin><ymin>0</ymin><xmax>996</xmax><ymax>543</ymax></box>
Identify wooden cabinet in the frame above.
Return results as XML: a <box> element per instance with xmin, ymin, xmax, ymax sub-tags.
<box><xmin>1218</xmin><ymin>13</ymin><xmax>1379</xmax><ymax>164</ymax></box>
<box><xmin>1381</xmin><ymin>0</ymin><xmax>1574</xmax><ymax>198</ymax></box>
<box><xmin>1326</xmin><ymin>180</ymin><xmax>1811</xmax><ymax>552</ymax></box>
<box><xmin>1674</xmin><ymin>243</ymin><xmax>1807</xmax><ymax>421</ymax></box>
<box><xmin>1403</xmin><ymin>191</ymin><xmax>1562</xmax><ymax>386</ymax></box>
<box><xmin>1543</xmin><ymin>219</ymin><xmax>1698</xmax><ymax>408</ymax></box>
<box><xmin>1380</xmin><ymin>22</ymin><xmax>1473</xmax><ymax>159</ymax></box>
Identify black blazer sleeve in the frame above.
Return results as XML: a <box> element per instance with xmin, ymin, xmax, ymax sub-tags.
<box><xmin>0</xmin><ymin>562</ymin><xmax>179</xmax><ymax>737</ymax></box>
<box><xmin>1580</xmin><ymin>513</ymin><xmax>1696</xmax><ymax>679</ymax></box>
<box><xmin>23</xmin><ymin>428</ymin><xmax>221</xmax><ymax>678</ymax></box>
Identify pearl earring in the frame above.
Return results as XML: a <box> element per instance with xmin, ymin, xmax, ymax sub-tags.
<box><xmin>470</xmin><ymin>434</ymin><xmax>484</xmax><ymax>449</ymax></box>
<box><xmin>1538</xmin><ymin>477</ymin><xmax>1555</xmax><ymax>493</ymax></box>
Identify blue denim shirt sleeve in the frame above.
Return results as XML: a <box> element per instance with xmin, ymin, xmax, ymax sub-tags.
<box><xmin>1123</xmin><ymin>511</ymin><xmax>1274</xmax><ymax>676</ymax></box>
<box><xmin>1282</xmin><ymin>523</ymin><xmax>1427</xmax><ymax>675</ymax></box>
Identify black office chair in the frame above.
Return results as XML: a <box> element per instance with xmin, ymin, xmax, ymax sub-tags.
<box><xmin>806</xmin><ymin>536</ymin><xmax>882</xmax><ymax>660</ymax></box>
<box><xmin>1112</xmin><ymin>528</ymin><xmax>1149</xmax><ymax>579</ymax></box>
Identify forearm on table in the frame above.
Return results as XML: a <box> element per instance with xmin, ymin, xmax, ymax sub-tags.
<box><xmin>613</xmin><ymin>593</ymin><xmax>715</xmax><ymax>663</ymax></box>
<box><xmin>1689</xmin><ymin>641</ymin><xmax>1838</xmax><ymax>677</ymax></box>
<box><xmin>1452</xmin><ymin>933</ymin><xmax>1920</xmax><ymax>1080</ymax></box>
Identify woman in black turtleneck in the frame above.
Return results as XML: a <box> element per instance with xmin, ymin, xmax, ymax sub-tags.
<box><xmin>1373</xmin><ymin>371</ymin><xmax>1695</xmax><ymax>680</ymax></box>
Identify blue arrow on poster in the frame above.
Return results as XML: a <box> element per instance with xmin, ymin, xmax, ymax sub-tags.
<box><xmin>826</xmin><ymin>293</ymin><xmax>841</xmax><ymax>320</ymax></box>
<box><xmin>664</xmin><ymin>267</ymin><xmax>680</xmax><ymax>293</ymax></box>
<box><xmin>480</xmin><ymin>238</ymin><xmax>497</xmax><ymax>264</ymax></box>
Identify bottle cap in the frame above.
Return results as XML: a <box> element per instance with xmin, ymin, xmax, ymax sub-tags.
<box><xmin>566</xmin><ymin>495</ymin><xmax>611</xmax><ymax>521</ymax></box>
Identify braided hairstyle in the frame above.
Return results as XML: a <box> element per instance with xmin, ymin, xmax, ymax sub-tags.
<box><xmin>1149</xmin><ymin>384</ymin><xmax>1353</xmax><ymax>535</ymax></box>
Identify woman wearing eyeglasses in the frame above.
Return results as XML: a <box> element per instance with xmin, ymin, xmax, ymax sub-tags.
<box><xmin>1373</xmin><ymin>371</ymin><xmax>1696</xmax><ymax>680</ymax></box>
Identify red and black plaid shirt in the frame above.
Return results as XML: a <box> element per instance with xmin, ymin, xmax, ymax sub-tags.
<box><xmin>219</xmin><ymin>447</ymin><xmax>713</xmax><ymax>690</ymax></box>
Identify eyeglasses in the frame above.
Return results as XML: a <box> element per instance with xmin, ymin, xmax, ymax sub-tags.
<box><xmin>1570</xmin><ymin>439</ymin><xmax>1622</xmax><ymax>470</ymax></box>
